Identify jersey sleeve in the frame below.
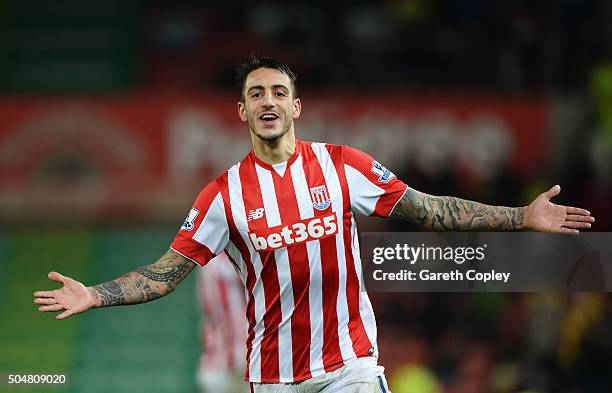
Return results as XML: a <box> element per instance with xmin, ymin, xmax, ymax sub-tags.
<box><xmin>343</xmin><ymin>145</ymin><xmax>408</xmax><ymax>217</ymax></box>
<box><xmin>171</xmin><ymin>180</ymin><xmax>229</xmax><ymax>266</ymax></box>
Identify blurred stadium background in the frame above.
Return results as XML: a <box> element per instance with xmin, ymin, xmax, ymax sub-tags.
<box><xmin>1</xmin><ymin>1</ymin><xmax>611</xmax><ymax>392</ymax></box>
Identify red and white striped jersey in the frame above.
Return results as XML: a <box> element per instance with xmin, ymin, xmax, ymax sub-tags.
<box><xmin>172</xmin><ymin>140</ymin><xmax>407</xmax><ymax>383</ymax></box>
<box><xmin>197</xmin><ymin>251</ymin><xmax>247</xmax><ymax>376</ymax></box>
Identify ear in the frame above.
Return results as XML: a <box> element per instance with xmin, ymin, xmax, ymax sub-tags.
<box><xmin>237</xmin><ymin>101</ymin><xmax>247</xmax><ymax>122</ymax></box>
<box><xmin>292</xmin><ymin>98</ymin><xmax>301</xmax><ymax>119</ymax></box>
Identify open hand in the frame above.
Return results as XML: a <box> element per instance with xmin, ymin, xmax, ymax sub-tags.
<box><xmin>34</xmin><ymin>272</ymin><xmax>97</xmax><ymax>320</ymax></box>
<box><xmin>526</xmin><ymin>185</ymin><xmax>595</xmax><ymax>234</ymax></box>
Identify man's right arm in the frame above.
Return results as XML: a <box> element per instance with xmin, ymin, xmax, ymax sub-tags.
<box><xmin>34</xmin><ymin>248</ymin><xmax>195</xmax><ymax>319</ymax></box>
<box><xmin>89</xmin><ymin>249</ymin><xmax>195</xmax><ymax>307</ymax></box>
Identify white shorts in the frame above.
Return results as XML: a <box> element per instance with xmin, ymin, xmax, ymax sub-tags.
<box><xmin>250</xmin><ymin>357</ymin><xmax>391</xmax><ymax>393</ymax></box>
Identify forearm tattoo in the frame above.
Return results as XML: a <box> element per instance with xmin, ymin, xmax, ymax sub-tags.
<box><xmin>91</xmin><ymin>282</ymin><xmax>125</xmax><ymax>307</ymax></box>
<box><xmin>391</xmin><ymin>187</ymin><xmax>526</xmax><ymax>231</ymax></box>
<box><xmin>91</xmin><ymin>250</ymin><xmax>195</xmax><ymax>307</ymax></box>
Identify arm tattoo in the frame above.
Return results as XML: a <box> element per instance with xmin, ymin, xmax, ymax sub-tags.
<box><xmin>92</xmin><ymin>281</ymin><xmax>125</xmax><ymax>307</ymax></box>
<box><xmin>135</xmin><ymin>262</ymin><xmax>192</xmax><ymax>291</ymax></box>
<box><xmin>91</xmin><ymin>249</ymin><xmax>195</xmax><ymax>307</ymax></box>
<box><xmin>391</xmin><ymin>187</ymin><xmax>526</xmax><ymax>231</ymax></box>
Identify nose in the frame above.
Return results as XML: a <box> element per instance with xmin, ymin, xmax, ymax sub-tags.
<box><xmin>262</xmin><ymin>90</ymin><xmax>274</xmax><ymax>107</ymax></box>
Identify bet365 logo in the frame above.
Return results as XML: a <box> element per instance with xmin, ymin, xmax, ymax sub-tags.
<box><xmin>249</xmin><ymin>213</ymin><xmax>338</xmax><ymax>251</ymax></box>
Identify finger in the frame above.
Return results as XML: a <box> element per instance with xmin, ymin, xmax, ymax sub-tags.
<box><xmin>38</xmin><ymin>304</ymin><xmax>65</xmax><ymax>312</ymax></box>
<box><xmin>34</xmin><ymin>290</ymin><xmax>55</xmax><ymax>297</ymax></box>
<box><xmin>544</xmin><ymin>185</ymin><xmax>561</xmax><ymax>199</ymax></box>
<box><xmin>48</xmin><ymin>271</ymin><xmax>68</xmax><ymax>284</ymax></box>
<box><xmin>34</xmin><ymin>298</ymin><xmax>57</xmax><ymax>305</ymax></box>
<box><xmin>563</xmin><ymin>221</ymin><xmax>592</xmax><ymax>229</ymax></box>
<box><xmin>553</xmin><ymin>224</ymin><xmax>580</xmax><ymax>235</ymax></box>
<box><xmin>566</xmin><ymin>215</ymin><xmax>595</xmax><ymax>223</ymax></box>
<box><xmin>565</xmin><ymin>206</ymin><xmax>591</xmax><ymax>216</ymax></box>
<box><xmin>557</xmin><ymin>227</ymin><xmax>579</xmax><ymax>235</ymax></box>
<box><xmin>56</xmin><ymin>310</ymin><xmax>73</xmax><ymax>320</ymax></box>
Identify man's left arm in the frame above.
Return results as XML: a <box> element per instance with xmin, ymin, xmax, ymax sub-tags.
<box><xmin>391</xmin><ymin>185</ymin><xmax>594</xmax><ymax>234</ymax></box>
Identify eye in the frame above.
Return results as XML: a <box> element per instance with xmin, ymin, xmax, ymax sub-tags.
<box><xmin>251</xmin><ymin>92</ymin><xmax>261</xmax><ymax>98</ymax></box>
<box><xmin>275</xmin><ymin>91</ymin><xmax>287</xmax><ymax>97</ymax></box>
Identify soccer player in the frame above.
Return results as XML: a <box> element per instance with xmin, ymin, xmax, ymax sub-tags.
<box><xmin>34</xmin><ymin>56</ymin><xmax>595</xmax><ymax>393</ymax></box>
<box><xmin>196</xmin><ymin>252</ymin><xmax>248</xmax><ymax>393</ymax></box>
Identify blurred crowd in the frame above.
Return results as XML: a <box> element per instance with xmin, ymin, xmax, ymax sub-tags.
<box><xmin>140</xmin><ymin>0</ymin><xmax>609</xmax><ymax>92</ymax></box>
<box><xmin>2</xmin><ymin>1</ymin><xmax>610</xmax><ymax>93</ymax></box>
<box><xmin>372</xmin><ymin>293</ymin><xmax>612</xmax><ymax>393</ymax></box>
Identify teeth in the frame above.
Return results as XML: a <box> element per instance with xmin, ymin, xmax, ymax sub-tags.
<box><xmin>260</xmin><ymin>114</ymin><xmax>278</xmax><ymax>120</ymax></box>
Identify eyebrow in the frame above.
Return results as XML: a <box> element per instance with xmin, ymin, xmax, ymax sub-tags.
<box><xmin>247</xmin><ymin>84</ymin><xmax>290</xmax><ymax>93</ymax></box>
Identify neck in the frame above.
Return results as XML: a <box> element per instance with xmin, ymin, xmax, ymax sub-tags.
<box><xmin>251</xmin><ymin>127</ymin><xmax>297</xmax><ymax>165</ymax></box>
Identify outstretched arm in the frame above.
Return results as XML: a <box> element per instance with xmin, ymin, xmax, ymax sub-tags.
<box><xmin>34</xmin><ymin>249</ymin><xmax>195</xmax><ymax>320</ymax></box>
<box><xmin>391</xmin><ymin>185</ymin><xmax>594</xmax><ymax>234</ymax></box>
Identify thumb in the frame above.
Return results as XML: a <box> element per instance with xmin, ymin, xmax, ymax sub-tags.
<box><xmin>543</xmin><ymin>184</ymin><xmax>561</xmax><ymax>199</ymax></box>
<box><xmin>48</xmin><ymin>271</ymin><xmax>69</xmax><ymax>285</ymax></box>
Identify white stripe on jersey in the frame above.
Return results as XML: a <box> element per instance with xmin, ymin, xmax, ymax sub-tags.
<box><xmin>225</xmin><ymin>240</ymin><xmax>248</xmax><ymax>296</ymax></box>
<box><xmin>228</xmin><ymin>163</ymin><xmax>265</xmax><ymax>382</ymax></box>
<box><xmin>193</xmin><ymin>192</ymin><xmax>229</xmax><ymax>254</ymax></box>
<box><xmin>311</xmin><ymin>143</ymin><xmax>357</xmax><ymax>362</ymax></box>
<box><xmin>255</xmin><ymin>164</ymin><xmax>295</xmax><ymax>382</ymax></box>
<box><xmin>344</xmin><ymin>164</ymin><xmax>385</xmax><ymax>216</ymax></box>
<box><xmin>289</xmin><ymin>155</ymin><xmax>325</xmax><ymax>377</ymax></box>
<box><xmin>350</xmin><ymin>214</ymin><xmax>378</xmax><ymax>356</ymax></box>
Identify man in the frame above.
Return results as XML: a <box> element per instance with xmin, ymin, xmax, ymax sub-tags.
<box><xmin>196</xmin><ymin>252</ymin><xmax>248</xmax><ymax>393</ymax></box>
<box><xmin>34</xmin><ymin>56</ymin><xmax>594</xmax><ymax>393</ymax></box>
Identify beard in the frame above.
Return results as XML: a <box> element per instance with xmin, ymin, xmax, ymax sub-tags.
<box><xmin>248</xmin><ymin>117</ymin><xmax>292</xmax><ymax>142</ymax></box>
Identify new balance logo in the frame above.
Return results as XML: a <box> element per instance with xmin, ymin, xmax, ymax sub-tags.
<box><xmin>247</xmin><ymin>208</ymin><xmax>265</xmax><ymax>221</ymax></box>
<box><xmin>249</xmin><ymin>213</ymin><xmax>338</xmax><ymax>251</ymax></box>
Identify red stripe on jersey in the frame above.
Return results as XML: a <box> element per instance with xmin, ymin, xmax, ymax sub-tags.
<box><xmin>327</xmin><ymin>144</ymin><xmax>373</xmax><ymax>357</ymax></box>
<box><xmin>270</xmin><ymin>160</ymin><xmax>313</xmax><ymax>380</ymax></box>
<box><xmin>240</xmin><ymin>156</ymin><xmax>281</xmax><ymax>382</ymax></box>
<box><xmin>301</xmin><ymin>143</ymin><xmax>343</xmax><ymax>372</ymax></box>
<box><xmin>217</xmin><ymin>173</ymin><xmax>257</xmax><ymax>381</ymax></box>
<box><xmin>184</xmin><ymin>244</ymin><xmax>215</xmax><ymax>266</ymax></box>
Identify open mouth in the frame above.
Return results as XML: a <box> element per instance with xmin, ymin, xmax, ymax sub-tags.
<box><xmin>259</xmin><ymin>113</ymin><xmax>279</xmax><ymax>123</ymax></box>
